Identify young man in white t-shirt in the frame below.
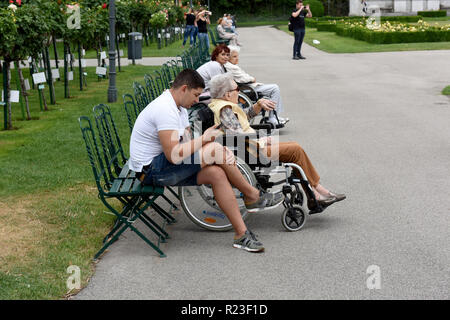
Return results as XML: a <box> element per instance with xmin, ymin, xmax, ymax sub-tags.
<box><xmin>130</xmin><ymin>69</ymin><xmax>282</xmax><ymax>252</ymax></box>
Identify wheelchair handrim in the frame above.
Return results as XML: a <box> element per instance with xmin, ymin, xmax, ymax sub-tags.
<box><xmin>179</xmin><ymin>159</ymin><xmax>257</xmax><ymax>231</ymax></box>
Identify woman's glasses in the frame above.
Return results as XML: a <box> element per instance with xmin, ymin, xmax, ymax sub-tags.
<box><xmin>228</xmin><ymin>86</ymin><xmax>239</xmax><ymax>93</ymax></box>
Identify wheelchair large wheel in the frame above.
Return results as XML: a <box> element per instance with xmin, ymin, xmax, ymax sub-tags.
<box><xmin>179</xmin><ymin>158</ymin><xmax>257</xmax><ymax>231</ymax></box>
<box><xmin>281</xmin><ymin>205</ymin><xmax>307</xmax><ymax>232</ymax></box>
<box><xmin>238</xmin><ymin>93</ymin><xmax>256</xmax><ymax>124</ymax></box>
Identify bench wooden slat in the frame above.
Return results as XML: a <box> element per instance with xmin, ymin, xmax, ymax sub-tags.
<box><xmin>118</xmin><ymin>162</ymin><xmax>131</xmax><ymax>178</ymax></box>
<box><xmin>109</xmin><ymin>178</ymin><xmax>123</xmax><ymax>193</ymax></box>
<box><xmin>131</xmin><ymin>179</ymin><xmax>143</xmax><ymax>193</ymax></box>
<box><xmin>120</xmin><ymin>178</ymin><xmax>134</xmax><ymax>192</ymax></box>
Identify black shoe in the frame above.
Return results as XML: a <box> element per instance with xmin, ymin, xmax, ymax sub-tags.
<box><xmin>307</xmin><ymin>195</ymin><xmax>337</xmax><ymax>210</ymax></box>
<box><xmin>328</xmin><ymin>191</ymin><xmax>346</xmax><ymax>202</ymax></box>
<box><xmin>292</xmin><ymin>56</ymin><xmax>300</xmax><ymax>60</ymax></box>
<box><xmin>298</xmin><ymin>55</ymin><xmax>306</xmax><ymax>59</ymax></box>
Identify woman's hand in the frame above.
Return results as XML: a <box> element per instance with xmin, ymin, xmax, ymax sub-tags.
<box><xmin>258</xmin><ymin>136</ymin><xmax>272</xmax><ymax>147</ymax></box>
<box><xmin>257</xmin><ymin>98</ymin><xmax>276</xmax><ymax>111</ymax></box>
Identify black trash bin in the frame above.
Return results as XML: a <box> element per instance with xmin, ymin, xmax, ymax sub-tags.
<box><xmin>128</xmin><ymin>32</ymin><xmax>142</xmax><ymax>61</ymax></box>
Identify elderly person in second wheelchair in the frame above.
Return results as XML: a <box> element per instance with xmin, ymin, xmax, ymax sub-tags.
<box><xmin>208</xmin><ymin>73</ymin><xmax>346</xmax><ymax>207</ymax></box>
<box><xmin>224</xmin><ymin>45</ymin><xmax>289</xmax><ymax>126</ymax></box>
<box><xmin>217</xmin><ymin>18</ymin><xmax>242</xmax><ymax>47</ymax></box>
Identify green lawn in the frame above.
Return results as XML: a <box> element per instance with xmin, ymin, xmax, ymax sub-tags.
<box><xmin>276</xmin><ymin>25</ymin><xmax>450</xmax><ymax>53</ymax></box>
<box><xmin>442</xmin><ymin>86</ymin><xmax>450</xmax><ymax>95</ymax></box>
<box><xmin>0</xmin><ymin>64</ymin><xmax>159</xmax><ymax>299</ymax></box>
<box><xmin>50</xmin><ymin>36</ymin><xmax>186</xmax><ymax>61</ymax></box>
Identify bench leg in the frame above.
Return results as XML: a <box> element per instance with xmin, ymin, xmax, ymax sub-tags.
<box><xmin>166</xmin><ymin>186</ymin><xmax>180</xmax><ymax>201</ymax></box>
<box><xmin>96</xmin><ymin>195</ymin><xmax>167</xmax><ymax>259</ymax></box>
<box><xmin>160</xmin><ymin>193</ymin><xmax>179</xmax><ymax>211</ymax></box>
<box><xmin>151</xmin><ymin>202</ymin><xmax>177</xmax><ymax>224</ymax></box>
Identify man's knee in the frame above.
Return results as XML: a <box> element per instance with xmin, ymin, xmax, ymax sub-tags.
<box><xmin>202</xmin><ymin>165</ymin><xmax>227</xmax><ymax>183</ymax></box>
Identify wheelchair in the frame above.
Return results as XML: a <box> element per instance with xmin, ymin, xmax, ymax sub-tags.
<box><xmin>236</xmin><ymin>82</ymin><xmax>286</xmax><ymax>130</ymax></box>
<box><xmin>179</xmin><ymin>103</ymin><xmax>328</xmax><ymax>233</ymax></box>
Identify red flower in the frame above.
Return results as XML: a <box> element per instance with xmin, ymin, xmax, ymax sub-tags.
<box><xmin>102</xmin><ymin>3</ymin><xmax>107</xmax><ymax>9</ymax></box>
<box><xmin>9</xmin><ymin>0</ymin><xmax>14</xmax><ymax>3</ymax></box>
<box><xmin>15</xmin><ymin>0</ymin><xmax>21</xmax><ymax>5</ymax></box>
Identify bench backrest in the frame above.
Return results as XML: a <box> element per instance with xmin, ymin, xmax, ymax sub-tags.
<box><xmin>79</xmin><ymin>116</ymin><xmax>113</xmax><ymax>192</ymax></box>
<box><xmin>123</xmin><ymin>93</ymin><xmax>139</xmax><ymax>134</ymax></box>
<box><xmin>144</xmin><ymin>74</ymin><xmax>159</xmax><ymax>101</ymax></box>
<box><xmin>133</xmin><ymin>81</ymin><xmax>150</xmax><ymax>111</ymax></box>
<box><xmin>93</xmin><ymin>104</ymin><xmax>127</xmax><ymax>180</ymax></box>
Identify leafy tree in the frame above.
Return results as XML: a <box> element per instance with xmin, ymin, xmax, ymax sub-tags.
<box><xmin>305</xmin><ymin>0</ymin><xmax>324</xmax><ymax>17</ymax></box>
<box><xmin>0</xmin><ymin>3</ymin><xmax>49</xmax><ymax>128</ymax></box>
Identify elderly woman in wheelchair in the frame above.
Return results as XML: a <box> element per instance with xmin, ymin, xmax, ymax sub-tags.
<box><xmin>181</xmin><ymin>73</ymin><xmax>345</xmax><ymax>234</ymax></box>
<box><xmin>208</xmin><ymin>72</ymin><xmax>345</xmax><ymax>203</ymax></box>
<box><xmin>224</xmin><ymin>45</ymin><xmax>289</xmax><ymax>128</ymax></box>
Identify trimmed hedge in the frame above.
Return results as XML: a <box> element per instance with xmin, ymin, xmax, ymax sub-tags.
<box><xmin>305</xmin><ymin>18</ymin><xmax>319</xmax><ymax>28</ymax></box>
<box><xmin>417</xmin><ymin>10</ymin><xmax>447</xmax><ymax>17</ymax></box>
<box><xmin>316</xmin><ymin>22</ymin><xmax>339</xmax><ymax>32</ymax></box>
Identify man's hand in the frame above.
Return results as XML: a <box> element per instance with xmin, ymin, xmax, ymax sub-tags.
<box><xmin>202</xmin><ymin>124</ymin><xmax>223</xmax><ymax>144</ymax></box>
<box><xmin>224</xmin><ymin>146</ymin><xmax>236</xmax><ymax>165</ymax></box>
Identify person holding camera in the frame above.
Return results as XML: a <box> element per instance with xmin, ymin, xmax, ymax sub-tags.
<box><xmin>291</xmin><ymin>0</ymin><xmax>312</xmax><ymax>60</ymax></box>
<box><xmin>196</xmin><ymin>9</ymin><xmax>211</xmax><ymax>50</ymax></box>
<box><xmin>182</xmin><ymin>8</ymin><xmax>196</xmax><ymax>47</ymax></box>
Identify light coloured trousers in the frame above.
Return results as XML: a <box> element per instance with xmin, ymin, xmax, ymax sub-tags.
<box><xmin>255</xmin><ymin>83</ymin><xmax>283</xmax><ymax>118</ymax></box>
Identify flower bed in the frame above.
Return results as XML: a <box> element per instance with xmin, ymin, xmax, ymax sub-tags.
<box><xmin>316</xmin><ymin>19</ymin><xmax>450</xmax><ymax>44</ymax></box>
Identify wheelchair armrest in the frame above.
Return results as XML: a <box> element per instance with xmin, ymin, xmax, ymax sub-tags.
<box><xmin>236</xmin><ymin>82</ymin><xmax>254</xmax><ymax>86</ymax></box>
<box><xmin>199</xmin><ymin>95</ymin><xmax>211</xmax><ymax>102</ymax></box>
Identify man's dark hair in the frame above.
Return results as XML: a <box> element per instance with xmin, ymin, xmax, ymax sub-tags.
<box><xmin>172</xmin><ymin>69</ymin><xmax>205</xmax><ymax>90</ymax></box>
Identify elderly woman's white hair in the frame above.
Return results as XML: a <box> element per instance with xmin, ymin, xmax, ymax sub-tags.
<box><xmin>227</xmin><ymin>45</ymin><xmax>240</xmax><ymax>53</ymax></box>
<box><xmin>209</xmin><ymin>73</ymin><xmax>236</xmax><ymax>99</ymax></box>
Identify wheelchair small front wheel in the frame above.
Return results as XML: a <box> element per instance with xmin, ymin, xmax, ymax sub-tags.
<box><xmin>281</xmin><ymin>205</ymin><xmax>307</xmax><ymax>232</ymax></box>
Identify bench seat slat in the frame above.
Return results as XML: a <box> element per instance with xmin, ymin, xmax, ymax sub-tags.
<box><xmin>109</xmin><ymin>178</ymin><xmax>123</xmax><ymax>193</ymax></box>
<box><xmin>118</xmin><ymin>162</ymin><xmax>131</xmax><ymax>178</ymax></box>
<box><xmin>120</xmin><ymin>178</ymin><xmax>134</xmax><ymax>192</ymax></box>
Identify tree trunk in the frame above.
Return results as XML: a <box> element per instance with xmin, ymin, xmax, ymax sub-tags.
<box><xmin>6</xmin><ymin>63</ymin><xmax>13</xmax><ymax>129</ymax></box>
<box><xmin>64</xmin><ymin>41</ymin><xmax>70</xmax><ymax>98</ymax></box>
<box><xmin>41</xmin><ymin>87</ymin><xmax>48</xmax><ymax>111</ymax></box>
<box><xmin>17</xmin><ymin>63</ymin><xmax>31</xmax><ymax>120</ymax></box>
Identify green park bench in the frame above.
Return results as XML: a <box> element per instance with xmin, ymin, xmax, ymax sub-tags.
<box><xmin>208</xmin><ymin>27</ymin><xmax>230</xmax><ymax>47</ymax></box>
<box><xmin>79</xmin><ymin>110</ymin><xmax>174</xmax><ymax>259</ymax></box>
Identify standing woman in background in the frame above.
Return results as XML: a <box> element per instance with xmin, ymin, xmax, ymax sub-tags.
<box><xmin>196</xmin><ymin>9</ymin><xmax>211</xmax><ymax>50</ymax></box>
<box><xmin>183</xmin><ymin>8</ymin><xmax>196</xmax><ymax>47</ymax></box>
<box><xmin>192</xmin><ymin>9</ymin><xmax>199</xmax><ymax>45</ymax></box>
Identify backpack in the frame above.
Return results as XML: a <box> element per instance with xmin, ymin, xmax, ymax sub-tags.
<box><xmin>288</xmin><ymin>15</ymin><xmax>294</xmax><ymax>32</ymax></box>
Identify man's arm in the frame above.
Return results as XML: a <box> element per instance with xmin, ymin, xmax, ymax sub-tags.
<box><xmin>159</xmin><ymin>130</ymin><xmax>203</xmax><ymax>164</ymax></box>
<box><xmin>159</xmin><ymin>126</ymin><xmax>220</xmax><ymax>164</ymax></box>
<box><xmin>292</xmin><ymin>7</ymin><xmax>303</xmax><ymax>17</ymax></box>
<box><xmin>226</xmin><ymin>63</ymin><xmax>255</xmax><ymax>84</ymax></box>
